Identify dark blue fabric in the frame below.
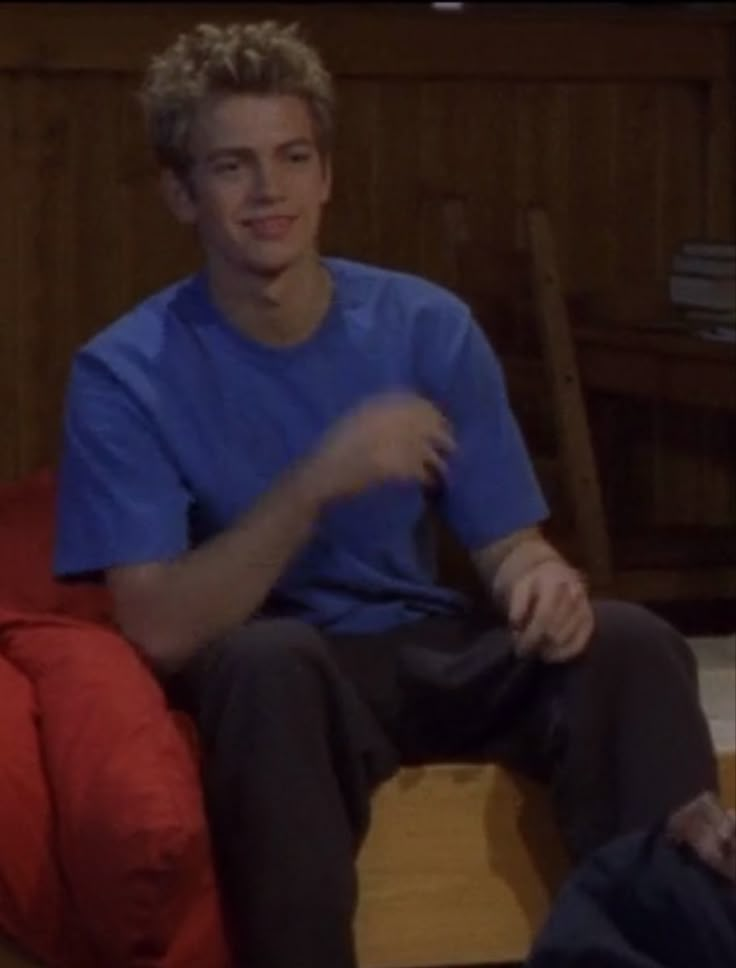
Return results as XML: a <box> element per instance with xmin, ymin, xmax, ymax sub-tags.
<box><xmin>527</xmin><ymin>828</ymin><xmax>736</xmax><ymax>967</ymax></box>
<box><xmin>54</xmin><ymin>258</ymin><xmax>547</xmax><ymax>634</ymax></box>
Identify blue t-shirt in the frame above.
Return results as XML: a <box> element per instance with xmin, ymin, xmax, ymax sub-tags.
<box><xmin>54</xmin><ymin>258</ymin><xmax>547</xmax><ymax>633</ymax></box>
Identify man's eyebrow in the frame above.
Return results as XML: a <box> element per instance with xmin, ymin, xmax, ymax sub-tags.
<box><xmin>205</xmin><ymin>138</ymin><xmax>315</xmax><ymax>161</ymax></box>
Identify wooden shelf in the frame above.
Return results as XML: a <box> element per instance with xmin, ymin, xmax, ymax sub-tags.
<box><xmin>575</xmin><ymin>324</ymin><xmax>736</xmax><ymax>411</ymax></box>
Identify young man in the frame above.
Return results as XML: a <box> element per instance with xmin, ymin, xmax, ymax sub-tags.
<box><xmin>54</xmin><ymin>21</ymin><xmax>717</xmax><ymax>968</ymax></box>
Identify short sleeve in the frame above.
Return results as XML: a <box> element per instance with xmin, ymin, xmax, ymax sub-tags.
<box><xmin>427</xmin><ymin>306</ymin><xmax>549</xmax><ymax>550</ymax></box>
<box><xmin>54</xmin><ymin>352</ymin><xmax>192</xmax><ymax>579</ymax></box>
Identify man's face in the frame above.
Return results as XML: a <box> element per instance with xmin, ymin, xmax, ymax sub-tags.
<box><xmin>170</xmin><ymin>93</ymin><xmax>332</xmax><ymax>279</ymax></box>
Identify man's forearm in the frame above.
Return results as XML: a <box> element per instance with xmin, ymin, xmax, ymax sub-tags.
<box><xmin>112</xmin><ymin>461</ymin><xmax>326</xmax><ymax>672</ymax></box>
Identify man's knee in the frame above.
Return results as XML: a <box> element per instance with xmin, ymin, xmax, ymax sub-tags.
<box><xmin>588</xmin><ymin>599</ymin><xmax>696</xmax><ymax>681</ymax></box>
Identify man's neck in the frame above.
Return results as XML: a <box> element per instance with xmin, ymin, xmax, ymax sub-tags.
<box><xmin>207</xmin><ymin>255</ymin><xmax>332</xmax><ymax>347</ymax></box>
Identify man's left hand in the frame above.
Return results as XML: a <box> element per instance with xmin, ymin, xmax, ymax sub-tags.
<box><xmin>507</xmin><ymin>557</ymin><xmax>594</xmax><ymax>663</ymax></box>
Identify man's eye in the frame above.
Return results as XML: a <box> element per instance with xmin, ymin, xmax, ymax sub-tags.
<box><xmin>213</xmin><ymin>159</ymin><xmax>241</xmax><ymax>174</ymax></box>
<box><xmin>288</xmin><ymin>152</ymin><xmax>311</xmax><ymax>163</ymax></box>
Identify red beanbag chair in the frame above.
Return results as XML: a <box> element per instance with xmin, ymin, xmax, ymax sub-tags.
<box><xmin>0</xmin><ymin>467</ymin><xmax>231</xmax><ymax>965</ymax></box>
<box><xmin>0</xmin><ymin>653</ymin><xmax>97</xmax><ymax>967</ymax></box>
<box><xmin>0</xmin><ymin>609</ymin><xmax>231</xmax><ymax>968</ymax></box>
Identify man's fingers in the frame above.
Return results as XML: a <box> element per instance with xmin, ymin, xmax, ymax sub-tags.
<box><xmin>524</xmin><ymin>576</ymin><xmax>591</xmax><ymax>661</ymax></box>
<box><xmin>541</xmin><ymin>608</ymin><xmax>594</xmax><ymax>663</ymax></box>
<box><xmin>431</xmin><ymin>428</ymin><xmax>457</xmax><ymax>455</ymax></box>
<box><xmin>419</xmin><ymin>447</ymin><xmax>449</xmax><ymax>485</ymax></box>
<box><xmin>508</xmin><ymin>580</ymin><xmax>535</xmax><ymax>641</ymax></box>
<box><xmin>508</xmin><ymin>581</ymin><xmax>538</xmax><ymax>633</ymax></box>
<box><xmin>536</xmin><ymin>580</ymin><xmax>585</xmax><ymax>641</ymax></box>
<box><xmin>520</xmin><ymin>582</ymin><xmax>568</xmax><ymax>653</ymax></box>
<box><xmin>666</xmin><ymin>792</ymin><xmax>736</xmax><ymax>881</ymax></box>
<box><xmin>543</xmin><ymin>589</ymin><xmax>593</xmax><ymax>653</ymax></box>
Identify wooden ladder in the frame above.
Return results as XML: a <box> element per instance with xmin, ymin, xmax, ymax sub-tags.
<box><xmin>524</xmin><ymin>206</ymin><xmax>736</xmax><ymax>603</ymax></box>
<box><xmin>525</xmin><ymin>206</ymin><xmax>613</xmax><ymax>590</ymax></box>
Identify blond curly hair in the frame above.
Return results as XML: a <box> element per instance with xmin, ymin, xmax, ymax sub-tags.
<box><xmin>140</xmin><ymin>21</ymin><xmax>335</xmax><ymax>174</ymax></box>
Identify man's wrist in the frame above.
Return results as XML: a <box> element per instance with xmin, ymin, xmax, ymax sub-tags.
<box><xmin>491</xmin><ymin>538</ymin><xmax>562</xmax><ymax>605</ymax></box>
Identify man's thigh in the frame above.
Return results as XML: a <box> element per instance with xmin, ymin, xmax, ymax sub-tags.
<box><xmin>162</xmin><ymin>610</ymin><xmax>565</xmax><ymax>778</ymax></box>
<box><xmin>330</xmin><ymin>611</ymin><xmax>567</xmax><ymax>775</ymax></box>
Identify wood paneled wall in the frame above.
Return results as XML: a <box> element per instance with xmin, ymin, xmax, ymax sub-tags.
<box><xmin>1</xmin><ymin>3</ymin><xmax>734</xmax><ymax>534</ymax></box>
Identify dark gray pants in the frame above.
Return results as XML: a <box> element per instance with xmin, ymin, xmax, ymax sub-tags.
<box><xmin>165</xmin><ymin>601</ymin><xmax>717</xmax><ymax>968</ymax></box>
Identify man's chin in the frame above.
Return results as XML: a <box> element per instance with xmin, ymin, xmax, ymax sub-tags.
<box><xmin>238</xmin><ymin>252</ymin><xmax>301</xmax><ymax>281</ymax></box>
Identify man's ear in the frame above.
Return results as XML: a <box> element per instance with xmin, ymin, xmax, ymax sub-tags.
<box><xmin>160</xmin><ymin>169</ymin><xmax>197</xmax><ymax>224</ymax></box>
<box><xmin>319</xmin><ymin>155</ymin><xmax>333</xmax><ymax>206</ymax></box>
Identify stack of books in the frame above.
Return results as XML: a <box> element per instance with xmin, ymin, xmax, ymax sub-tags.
<box><xmin>669</xmin><ymin>241</ymin><xmax>736</xmax><ymax>342</ymax></box>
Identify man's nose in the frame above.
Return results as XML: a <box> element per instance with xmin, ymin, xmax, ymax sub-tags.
<box><xmin>251</xmin><ymin>161</ymin><xmax>286</xmax><ymax>201</ymax></box>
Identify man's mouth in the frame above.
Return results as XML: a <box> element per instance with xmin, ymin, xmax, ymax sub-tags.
<box><xmin>244</xmin><ymin>216</ymin><xmax>296</xmax><ymax>240</ymax></box>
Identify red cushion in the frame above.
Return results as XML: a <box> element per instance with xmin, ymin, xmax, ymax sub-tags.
<box><xmin>0</xmin><ymin>653</ymin><xmax>96</xmax><ymax>967</ymax></box>
<box><xmin>0</xmin><ymin>468</ymin><xmax>112</xmax><ymax>624</ymax></box>
<box><xmin>0</xmin><ymin>609</ymin><xmax>231</xmax><ymax>968</ymax></box>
